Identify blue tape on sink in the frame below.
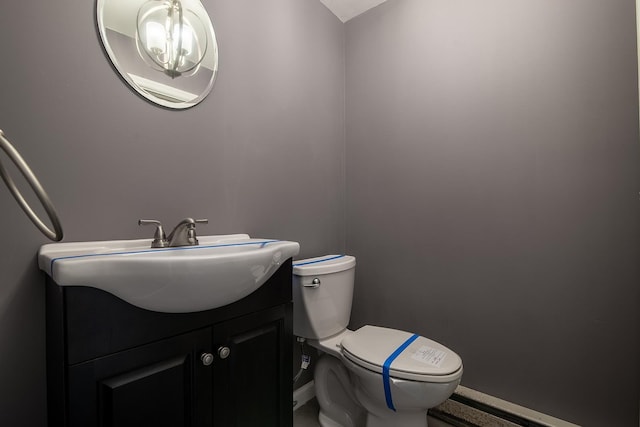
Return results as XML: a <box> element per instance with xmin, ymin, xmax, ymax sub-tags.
<box><xmin>49</xmin><ymin>240</ymin><xmax>280</xmax><ymax>279</ymax></box>
<box><xmin>383</xmin><ymin>333</ymin><xmax>419</xmax><ymax>411</ymax></box>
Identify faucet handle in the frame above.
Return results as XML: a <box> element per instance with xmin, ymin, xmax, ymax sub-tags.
<box><xmin>138</xmin><ymin>219</ymin><xmax>168</xmax><ymax>248</ymax></box>
<box><xmin>188</xmin><ymin>219</ymin><xmax>208</xmax><ymax>245</ymax></box>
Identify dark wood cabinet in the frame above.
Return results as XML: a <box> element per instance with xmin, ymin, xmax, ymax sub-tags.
<box><xmin>212</xmin><ymin>308</ymin><xmax>290</xmax><ymax>427</ymax></box>
<box><xmin>67</xmin><ymin>327</ymin><xmax>212</xmax><ymax>427</ymax></box>
<box><xmin>46</xmin><ymin>260</ymin><xmax>293</xmax><ymax>427</ymax></box>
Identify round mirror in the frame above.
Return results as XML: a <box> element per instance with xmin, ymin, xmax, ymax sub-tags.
<box><xmin>97</xmin><ymin>0</ymin><xmax>218</xmax><ymax>109</ymax></box>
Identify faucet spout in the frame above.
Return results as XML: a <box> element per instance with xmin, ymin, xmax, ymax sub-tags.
<box><xmin>167</xmin><ymin>218</ymin><xmax>208</xmax><ymax>247</ymax></box>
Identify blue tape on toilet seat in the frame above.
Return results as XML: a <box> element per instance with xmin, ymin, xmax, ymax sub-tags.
<box><xmin>382</xmin><ymin>333</ymin><xmax>419</xmax><ymax>411</ymax></box>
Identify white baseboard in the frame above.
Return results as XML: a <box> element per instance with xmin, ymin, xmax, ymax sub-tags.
<box><xmin>293</xmin><ymin>380</ymin><xmax>316</xmax><ymax>411</ymax></box>
<box><xmin>444</xmin><ymin>386</ymin><xmax>580</xmax><ymax>427</ymax></box>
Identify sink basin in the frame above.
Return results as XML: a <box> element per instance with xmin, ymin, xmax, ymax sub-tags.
<box><xmin>38</xmin><ymin>234</ymin><xmax>300</xmax><ymax>313</ymax></box>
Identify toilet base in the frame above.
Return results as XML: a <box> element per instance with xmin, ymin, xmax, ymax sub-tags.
<box><xmin>364</xmin><ymin>410</ymin><xmax>428</xmax><ymax>427</ymax></box>
<box><xmin>314</xmin><ymin>353</ymin><xmax>437</xmax><ymax>427</ymax></box>
<box><xmin>319</xmin><ymin>410</ymin><xmax>349</xmax><ymax>427</ymax></box>
<box><xmin>314</xmin><ymin>354</ymin><xmax>367</xmax><ymax>427</ymax></box>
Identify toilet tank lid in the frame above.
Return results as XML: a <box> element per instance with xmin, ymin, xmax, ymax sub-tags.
<box><xmin>293</xmin><ymin>255</ymin><xmax>356</xmax><ymax>276</ymax></box>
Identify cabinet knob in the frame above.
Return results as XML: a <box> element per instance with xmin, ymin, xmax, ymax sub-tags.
<box><xmin>218</xmin><ymin>346</ymin><xmax>231</xmax><ymax>359</ymax></box>
<box><xmin>200</xmin><ymin>352</ymin><xmax>214</xmax><ymax>366</ymax></box>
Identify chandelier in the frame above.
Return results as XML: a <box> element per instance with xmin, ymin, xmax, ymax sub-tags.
<box><xmin>136</xmin><ymin>0</ymin><xmax>208</xmax><ymax>78</ymax></box>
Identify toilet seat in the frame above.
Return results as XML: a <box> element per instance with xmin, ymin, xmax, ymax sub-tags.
<box><xmin>341</xmin><ymin>325</ymin><xmax>463</xmax><ymax>383</ymax></box>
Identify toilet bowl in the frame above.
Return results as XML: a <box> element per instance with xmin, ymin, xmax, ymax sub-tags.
<box><xmin>293</xmin><ymin>255</ymin><xmax>463</xmax><ymax>427</ymax></box>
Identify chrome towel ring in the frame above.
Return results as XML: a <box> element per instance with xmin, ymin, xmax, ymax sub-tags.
<box><xmin>0</xmin><ymin>129</ymin><xmax>63</xmax><ymax>241</ymax></box>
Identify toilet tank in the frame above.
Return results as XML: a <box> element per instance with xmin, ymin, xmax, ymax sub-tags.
<box><xmin>292</xmin><ymin>255</ymin><xmax>356</xmax><ymax>339</ymax></box>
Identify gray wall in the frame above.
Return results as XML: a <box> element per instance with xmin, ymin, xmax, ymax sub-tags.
<box><xmin>0</xmin><ymin>1</ymin><xmax>344</xmax><ymax>425</ymax></box>
<box><xmin>2</xmin><ymin>0</ymin><xmax>639</xmax><ymax>426</ymax></box>
<box><xmin>345</xmin><ymin>1</ymin><xmax>639</xmax><ymax>426</ymax></box>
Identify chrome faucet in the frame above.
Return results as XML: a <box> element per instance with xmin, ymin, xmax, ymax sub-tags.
<box><xmin>167</xmin><ymin>218</ymin><xmax>208</xmax><ymax>247</ymax></box>
<box><xmin>139</xmin><ymin>217</ymin><xmax>208</xmax><ymax>248</ymax></box>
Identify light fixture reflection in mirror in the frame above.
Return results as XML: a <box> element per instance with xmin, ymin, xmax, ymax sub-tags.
<box><xmin>136</xmin><ymin>0</ymin><xmax>207</xmax><ymax>78</ymax></box>
<box><xmin>97</xmin><ymin>0</ymin><xmax>218</xmax><ymax>109</ymax></box>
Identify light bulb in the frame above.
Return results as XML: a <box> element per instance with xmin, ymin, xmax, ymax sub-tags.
<box><xmin>146</xmin><ymin>21</ymin><xmax>166</xmax><ymax>54</ymax></box>
<box><xmin>180</xmin><ymin>23</ymin><xmax>193</xmax><ymax>56</ymax></box>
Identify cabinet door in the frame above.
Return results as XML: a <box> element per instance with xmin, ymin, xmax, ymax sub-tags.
<box><xmin>212</xmin><ymin>305</ymin><xmax>292</xmax><ymax>427</ymax></box>
<box><xmin>67</xmin><ymin>328</ymin><xmax>213</xmax><ymax>427</ymax></box>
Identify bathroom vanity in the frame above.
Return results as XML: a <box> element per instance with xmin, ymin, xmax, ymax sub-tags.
<box><xmin>46</xmin><ymin>263</ymin><xmax>292</xmax><ymax>427</ymax></box>
<box><xmin>41</xmin><ymin>235</ymin><xmax>298</xmax><ymax>427</ymax></box>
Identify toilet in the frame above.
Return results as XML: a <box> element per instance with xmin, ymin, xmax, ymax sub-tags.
<box><xmin>293</xmin><ymin>255</ymin><xmax>463</xmax><ymax>427</ymax></box>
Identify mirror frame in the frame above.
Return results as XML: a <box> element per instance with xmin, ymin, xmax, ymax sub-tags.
<box><xmin>96</xmin><ymin>0</ymin><xmax>219</xmax><ymax>109</ymax></box>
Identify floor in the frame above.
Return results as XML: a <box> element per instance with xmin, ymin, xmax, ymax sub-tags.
<box><xmin>293</xmin><ymin>398</ymin><xmax>322</xmax><ymax>427</ymax></box>
<box><xmin>293</xmin><ymin>398</ymin><xmax>456</xmax><ymax>427</ymax></box>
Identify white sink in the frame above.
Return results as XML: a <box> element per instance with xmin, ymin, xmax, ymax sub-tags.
<box><xmin>38</xmin><ymin>234</ymin><xmax>300</xmax><ymax>313</ymax></box>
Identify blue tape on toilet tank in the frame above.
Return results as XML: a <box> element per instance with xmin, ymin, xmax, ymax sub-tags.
<box><xmin>382</xmin><ymin>333</ymin><xmax>419</xmax><ymax>411</ymax></box>
<box><xmin>292</xmin><ymin>254</ymin><xmax>345</xmax><ymax>267</ymax></box>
